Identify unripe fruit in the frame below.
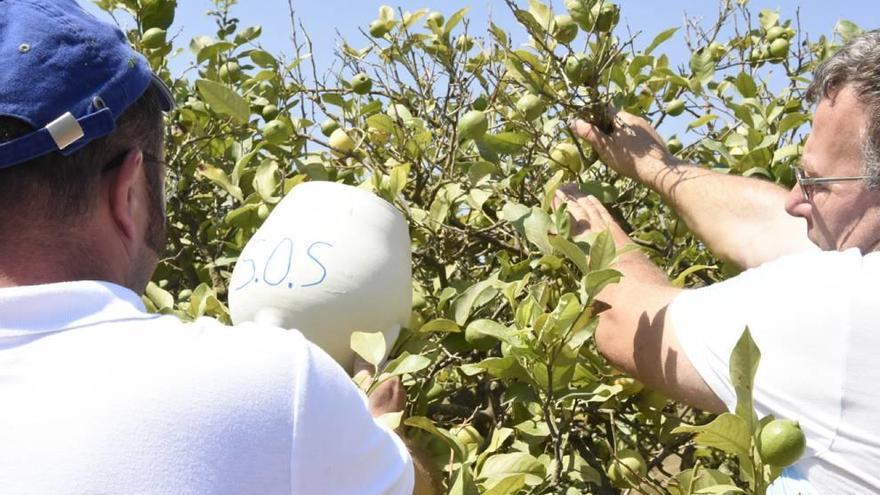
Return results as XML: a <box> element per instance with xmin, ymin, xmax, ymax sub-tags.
<box><xmin>759</xmin><ymin>419</ymin><xmax>806</xmax><ymax>468</ymax></box>
<box><xmin>261</xmin><ymin>104</ymin><xmax>279</xmax><ymax>121</ymax></box>
<box><xmin>455</xmin><ymin>34</ymin><xmax>474</xmax><ymax>52</ymax></box>
<box><xmin>564</xmin><ymin>54</ymin><xmax>593</xmax><ymax>86</ymax></box>
<box><xmin>471</xmin><ymin>94</ymin><xmax>489</xmax><ymax>112</ymax></box>
<box><xmin>426</xmin><ymin>12</ymin><xmax>445</xmax><ymax>29</ymax></box>
<box><xmin>667</xmin><ymin>137</ymin><xmax>683</xmax><ymax>154</ymax></box>
<box><xmin>553</xmin><ymin>14</ymin><xmax>578</xmax><ymax>43</ymax></box>
<box><xmin>329</xmin><ymin>128</ymin><xmax>356</xmax><ymax>156</ymax></box>
<box><xmin>769</xmin><ymin>38</ymin><xmax>790</xmax><ymax>59</ymax></box>
<box><xmin>458</xmin><ymin>110</ymin><xmax>488</xmax><ymax>141</ymax></box>
<box><xmin>516</xmin><ymin>94</ymin><xmax>546</xmax><ymax>121</ymax></box>
<box><xmin>257</xmin><ymin>203</ymin><xmax>270</xmax><ymax>220</ymax></box>
<box><xmin>592</xmin><ymin>2</ymin><xmax>620</xmax><ymax>32</ymax></box>
<box><xmin>367</xmin><ymin>127</ymin><xmax>390</xmax><ymax>146</ymax></box>
<box><xmin>565</xmin><ymin>0</ymin><xmax>591</xmax><ymax>29</ymax></box>
<box><xmin>350</xmin><ymin>73</ymin><xmax>373</xmax><ymax>95</ymax></box>
<box><xmin>369</xmin><ymin>20</ymin><xmax>391</xmax><ymax>38</ymax></box>
<box><xmin>766</xmin><ymin>25</ymin><xmax>786</xmax><ymax>42</ymax></box>
<box><xmin>607</xmin><ymin>449</ymin><xmax>647</xmax><ymax>489</ymax></box>
<box><xmin>320</xmin><ymin>119</ymin><xmax>340</xmax><ymax>137</ymax></box>
<box><xmin>454</xmin><ymin>425</ymin><xmax>484</xmax><ymax>451</ymax></box>
<box><xmin>263</xmin><ymin>119</ymin><xmax>291</xmax><ymax>145</ymax></box>
<box><xmin>549</xmin><ymin>143</ymin><xmax>582</xmax><ymax>174</ymax></box>
<box><xmin>141</xmin><ymin>27</ymin><xmax>167</xmax><ymax>49</ymax></box>
<box><xmin>665</xmin><ymin>99</ymin><xmax>685</xmax><ymax>117</ymax></box>
<box><xmin>218</xmin><ymin>61</ymin><xmax>242</xmax><ymax>82</ymax></box>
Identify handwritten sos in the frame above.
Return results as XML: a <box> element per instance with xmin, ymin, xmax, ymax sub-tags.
<box><xmin>233</xmin><ymin>237</ymin><xmax>333</xmax><ymax>291</ymax></box>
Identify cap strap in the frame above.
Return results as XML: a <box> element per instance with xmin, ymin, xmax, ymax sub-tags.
<box><xmin>45</xmin><ymin>112</ymin><xmax>85</xmax><ymax>151</ymax></box>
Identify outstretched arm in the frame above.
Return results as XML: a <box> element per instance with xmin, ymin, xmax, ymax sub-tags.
<box><xmin>555</xmin><ymin>186</ymin><xmax>726</xmax><ymax>413</ymax></box>
<box><xmin>571</xmin><ymin>112</ymin><xmax>815</xmax><ymax>269</ymax></box>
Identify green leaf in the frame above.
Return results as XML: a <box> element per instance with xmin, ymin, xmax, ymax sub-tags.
<box><xmin>479</xmin><ymin>132</ymin><xmax>531</xmax><ymax>155</ymax></box>
<box><xmin>689</xmin><ymin>49</ymin><xmax>715</xmax><ymax>84</ymax></box>
<box><xmin>834</xmin><ymin>20</ymin><xmax>863</xmax><ymax>42</ymax></box>
<box><xmin>735</xmin><ymin>71</ymin><xmax>757</xmax><ymax>98</ymax></box>
<box><xmin>583</xmin><ymin>269</ymin><xmax>622</xmax><ymax>298</ymax></box>
<box><xmin>234</xmin><ymin>25</ymin><xmax>262</xmax><ymax>44</ymax></box>
<box><xmin>758</xmin><ymin>9</ymin><xmax>780</xmax><ymax>31</ymax></box>
<box><xmin>195</xmin><ymin>79</ymin><xmax>250</xmax><ymax>123</ymax></box>
<box><xmin>444</xmin><ymin>7</ymin><xmax>470</xmax><ymax>35</ymax></box>
<box><xmin>478</xmin><ymin>452</ymin><xmax>546</xmax><ymax>486</ymax></box>
<box><xmin>687</xmin><ymin>114</ymin><xmax>718</xmax><ymax>130</ymax></box>
<box><xmin>350</xmin><ymin>331</ymin><xmax>387</xmax><ymax>367</ymax></box>
<box><xmin>466</xmin><ymin>319</ymin><xmax>510</xmax><ymax>343</ymax></box>
<box><xmin>384</xmin><ymin>352</ymin><xmax>431</xmax><ymax>376</ymax></box>
<box><xmin>405</xmin><ymin>417</ymin><xmax>467</xmax><ymax>461</ymax></box>
<box><xmin>482</xmin><ymin>474</ymin><xmax>526</xmax><ymax>495</ymax></box>
<box><xmin>419</xmin><ymin>318</ymin><xmax>462</xmax><ymax>333</ymax></box>
<box><xmin>524</xmin><ymin>207</ymin><xmax>553</xmax><ymax>254</ymax></box>
<box><xmin>645</xmin><ymin>27</ymin><xmax>678</xmax><ymax>55</ymax></box>
<box><xmin>671</xmin><ymin>264</ymin><xmax>715</xmax><ymax>288</ymax></box>
<box><xmin>730</xmin><ymin>327</ymin><xmax>761</xmax><ymax>430</ymax></box>
<box><xmin>672</xmin><ymin>413</ymin><xmax>751</xmax><ymax>458</ymax></box>
<box><xmin>588</xmin><ymin>230</ymin><xmax>616</xmax><ymax>271</ymax></box>
<box><xmin>453</xmin><ymin>278</ymin><xmax>499</xmax><ymax>326</ymax></box>
<box><xmin>549</xmin><ymin>234</ymin><xmax>588</xmax><ymax>275</ymax></box>
<box><xmin>197</xmin><ymin>164</ymin><xmax>243</xmax><ymax>201</ymax></box>
<box><xmin>252</xmin><ymin>160</ymin><xmax>280</xmax><ymax>203</ymax></box>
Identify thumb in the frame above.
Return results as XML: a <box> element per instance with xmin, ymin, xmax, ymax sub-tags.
<box><xmin>570</xmin><ymin>118</ymin><xmax>612</xmax><ymax>150</ymax></box>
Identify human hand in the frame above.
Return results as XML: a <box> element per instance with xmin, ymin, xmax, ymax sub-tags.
<box><xmin>553</xmin><ymin>184</ymin><xmax>633</xmax><ymax>248</ymax></box>
<box><xmin>570</xmin><ymin>110</ymin><xmax>676</xmax><ymax>180</ymax></box>
<box><xmin>353</xmin><ymin>355</ymin><xmax>406</xmax><ymax>418</ymax></box>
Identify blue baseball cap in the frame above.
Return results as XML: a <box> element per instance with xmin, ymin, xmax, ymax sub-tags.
<box><xmin>0</xmin><ymin>0</ymin><xmax>175</xmax><ymax>169</ymax></box>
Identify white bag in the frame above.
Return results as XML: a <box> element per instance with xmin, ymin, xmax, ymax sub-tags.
<box><xmin>229</xmin><ymin>181</ymin><xmax>411</xmax><ymax>371</ymax></box>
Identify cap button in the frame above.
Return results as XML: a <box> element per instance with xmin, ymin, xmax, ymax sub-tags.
<box><xmin>18</xmin><ymin>43</ymin><xmax>30</xmax><ymax>54</ymax></box>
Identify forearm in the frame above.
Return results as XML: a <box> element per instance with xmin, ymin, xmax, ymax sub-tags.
<box><xmin>636</xmin><ymin>157</ymin><xmax>814</xmax><ymax>269</ymax></box>
<box><xmin>403</xmin><ymin>436</ymin><xmax>441</xmax><ymax>495</ymax></box>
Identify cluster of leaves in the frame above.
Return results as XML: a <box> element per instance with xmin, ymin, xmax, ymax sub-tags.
<box><xmin>95</xmin><ymin>0</ymin><xmax>862</xmax><ymax>492</ymax></box>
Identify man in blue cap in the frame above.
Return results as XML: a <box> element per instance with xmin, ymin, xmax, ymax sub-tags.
<box><xmin>0</xmin><ymin>1</ymin><xmax>435</xmax><ymax>493</ymax></box>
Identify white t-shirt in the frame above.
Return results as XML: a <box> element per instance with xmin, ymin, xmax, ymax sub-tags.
<box><xmin>0</xmin><ymin>281</ymin><xmax>413</xmax><ymax>495</ymax></box>
<box><xmin>672</xmin><ymin>248</ymin><xmax>880</xmax><ymax>494</ymax></box>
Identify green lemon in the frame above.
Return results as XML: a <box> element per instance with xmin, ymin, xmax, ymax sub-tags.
<box><xmin>426</xmin><ymin>12</ymin><xmax>445</xmax><ymax>29</ymax></box>
<box><xmin>667</xmin><ymin>137</ymin><xmax>683</xmax><ymax>154</ymax></box>
<box><xmin>766</xmin><ymin>25</ymin><xmax>786</xmax><ymax>41</ymax></box>
<box><xmin>458</xmin><ymin>110</ymin><xmax>488</xmax><ymax>141</ymax></box>
<box><xmin>320</xmin><ymin>119</ymin><xmax>340</xmax><ymax>137</ymax></box>
<box><xmin>769</xmin><ymin>38</ymin><xmax>790</xmax><ymax>59</ymax></box>
<box><xmin>141</xmin><ymin>27</ymin><xmax>167</xmax><ymax>49</ymax></box>
<box><xmin>263</xmin><ymin>119</ymin><xmax>290</xmax><ymax>145</ymax></box>
<box><xmin>665</xmin><ymin>99</ymin><xmax>685</xmax><ymax>116</ymax></box>
<box><xmin>759</xmin><ymin>419</ymin><xmax>806</xmax><ymax>468</ymax></box>
<box><xmin>329</xmin><ymin>128</ymin><xmax>356</xmax><ymax>156</ymax></box>
<box><xmin>261</xmin><ymin>104</ymin><xmax>279</xmax><ymax>121</ymax></box>
<box><xmin>553</xmin><ymin>14</ymin><xmax>579</xmax><ymax>43</ymax></box>
<box><xmin>549</xmin><ymin>142</ymin><xmax>582</xmax><ymax>174</ymax></box>
<box><xmin>607</xmin><ymin>449</ymin><xmax>647</xmax><ymax>489</ymax></box>
<box><xmin>516</xmin><ymin>94</ymin><xmax>546</xmax><ymax>121</ymax></box>
<box><xmin>471</xmin><ymin>94</ymin><xmax>489</xmax><ymax>112</ymax></box>
<box><xmin>218</xmin><ymin>61</ymin><xmax>242</xmax><ymax>82</ymax></box>
<box><xmin>455</xmin><ymin>34</ymin><xmax>474</xmax><ymax>52</ymax></box>
<box><xmin>350</xmin><ymin>73</ymin><xmax>373</xmax><ymax>95</ymax></box>
<box><xmin>592</xmin><ymin>2</ymin><xmax>620</xmax><ymax>32</ymax></box>
<box><xmin>565</xmin><ymin>0</ymin><xmax>591</xmax><ymax>29</ymax></box>
<box><xmin>454</xmin><ymin>425</ymin><xmax>484</xmax><ymax>452</ymax></box>
<box><xmin>564</xmin><ymin>54</ymin><xmax>594</xmax><ymax>86</ymax></box>
<box><xmin>369</xmin><ymin>20</ymin><xmax>391</xmax><ymax>38</ymax></box>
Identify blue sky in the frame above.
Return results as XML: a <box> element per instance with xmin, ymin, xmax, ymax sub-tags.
<box><xmin>83</xmin><ymin>0</ymin><xmax>877</xmax><ymax>77</ymax></box>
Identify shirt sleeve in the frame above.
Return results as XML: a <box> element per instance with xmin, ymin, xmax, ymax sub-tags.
<box><xmin>288</xmin><ymin>337</ymin><xmax>414</xmax><ymax>495</ymax></box>
<box><xmin>669</xmin><ymin>248</ymin><xmax>860</xmax><ymax>457</ymax></box>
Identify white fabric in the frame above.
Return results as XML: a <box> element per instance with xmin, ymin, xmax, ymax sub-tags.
<box><xmin>671</xmin><ymin>248</ymin><xmax>880</xmax><ymax>493</ymax></box>
<box><xmin>0</xmin><ymin>281</ymin><xmax>413</xmax><ymax>495</ymax></box>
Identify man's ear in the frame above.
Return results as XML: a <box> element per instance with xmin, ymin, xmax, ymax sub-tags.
<box><xmin>105</xmin><ymin>148</ymin><xmax>146</xmax><ymax>247</ymax></box>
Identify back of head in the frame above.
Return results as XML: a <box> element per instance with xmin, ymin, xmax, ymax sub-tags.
<box><xmin>0</xmin><ymin>0</ymin><xmax>174</xmax><ymax>248</ymax></box>
<box><xmin>807</xmin><ymin>31</ymin><xmax>880</xmax><ymax>184</ymax></box>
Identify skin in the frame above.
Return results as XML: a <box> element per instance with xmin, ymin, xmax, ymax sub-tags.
<box><xmin>559</xmin><ymin>84</ymin><xmax>876</xmax><ymax>413</ymax></box>
<box><xmin>0</xmin><ymin>144</ymin><xmax>439</xmax><ymax>494</ymax></box>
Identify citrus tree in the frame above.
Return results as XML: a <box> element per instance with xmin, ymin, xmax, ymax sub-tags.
<box><xmin>94</xmin><ymin>0</ymin><xmax>860</xmax><ymax>492</ymax></box>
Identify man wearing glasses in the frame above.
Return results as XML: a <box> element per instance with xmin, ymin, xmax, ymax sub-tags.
<box><xmin>0</xmin><ymin>1</ymin><xmax>438</xmax><ymax>493</ymax></box>
<box><xmin>556</xmin><ymin>31</ymin><xmax>880</xmax><ymax>493</ymax></box>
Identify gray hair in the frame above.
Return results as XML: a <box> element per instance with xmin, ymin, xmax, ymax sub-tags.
<box><xmin>806</xmin><ymin>30</ymin><xmax>880</xmax><ymax>187</ymax></box>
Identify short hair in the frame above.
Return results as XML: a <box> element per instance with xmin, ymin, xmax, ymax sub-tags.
<box><xmin>806</xmin><ymin>30</ymin><xmax>880</xmax><ymax>186</ymax></box>
<box><xmin>0</xmin><ymin>85</ymin><xmax>166</xmax><ymax>230</ymax></box>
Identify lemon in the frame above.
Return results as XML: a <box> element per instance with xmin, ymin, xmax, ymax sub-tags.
<box><xmin>759</xmin><ymin>419</ymin><xmax>806</xmax><ymax>468</ymax></box>
<box><xmin>263</xmin><ymin>119</ymin><xmax>290</xmax><ymax>145</ymax></box>
<box><xmin>350</xmin><ymin>73</ymin><xmax>373</xmax><ymax>95</ymax></box>
<box><xmin>458</xmin><ymin>110</ymin><xmax>488</xmax><ymax>141</ymax></box>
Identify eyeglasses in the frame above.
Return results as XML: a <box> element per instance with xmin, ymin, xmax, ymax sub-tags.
<box><xmin>790</xmin><ymin>165</ymin><xmax>871</xmax><ymax>202</ymax></box>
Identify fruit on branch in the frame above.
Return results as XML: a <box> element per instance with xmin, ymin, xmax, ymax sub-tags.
<box><xmin>607</xmin><ymin>449</ymin><xmax>647</xmax><ymax>489</ymax></box>
<box><xmin>458</xmin><ymin>110</ymin><xmax>489</xmax><ymax>141</ymax></box>
<box><xmin>549</xmin><ymin>142</ymin><xmax>583</xmax><ymax>174</ymax></box>
<box><xmin>564</xmin><ymin>54</ymin><xmax>594</xmax><ymax>86</ymax></box>
<box><xmin>369</xmin><ymin>19</ymin><xmax>391</xmax><ymax>38</ymax></box>
<box><xmin>320</xmin><ymin>119</ymin><xmax>340</xmax><ymax>137</ymax></box>
<box><xmin>329</xmin><ymin>128</ymin><xmax>356</xmax><ymax>156</ymax></box>
<box><xmin>350</xmin><ymin>72</ymin><xmax>373</xmax><ymax>95</ymax></box>
<box><xmin>141</xmin><ymin>27</ymin><xmax>167</xmax><ymax>49</ymax></box>
<box><xmin>592</xmin><ymin>2</ymin><xmax>620</xmax><ymax>32</ymax></box>
<box><xmin>263</xmin><ymin>119</ymin><xmax>291</xmax><ymax>145</ymax></box>
<box><xmin>516</xmin><ymin>93</ymin><xmax>546</xmax><ymax>121</ymax></box>
<box><xmin>552</xmin><ymin>14</ymin><xmax>579</xmax><ymax>43</ymax></box>
<box><xmin>665</xmin><ymin>99</ymin><xmax>685</xmax><ymax>116</ymax></box>
<box><xmin>759</xmin><ymin>419</ymin><xmax>806</xmax><ymax>468</ymax></box>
